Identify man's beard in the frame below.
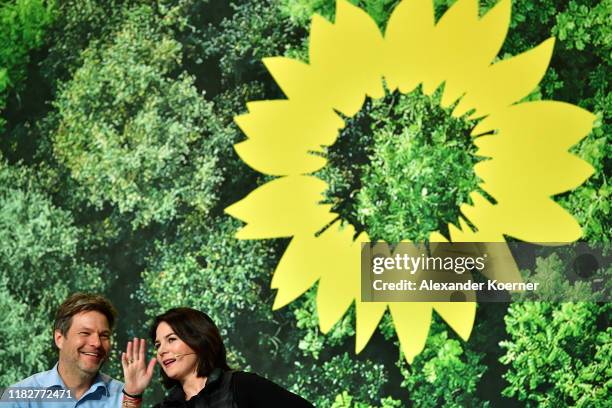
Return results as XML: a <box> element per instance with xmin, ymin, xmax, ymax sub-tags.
<box><xmin>71</xmin><ymin>348</ymin><xmax>107</xmax><ymax>378</ymax></box>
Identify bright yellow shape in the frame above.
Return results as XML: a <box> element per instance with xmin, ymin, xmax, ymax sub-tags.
<box><xmin>225</xmin><ymin>0</ymin><xmax>595</xmax><ymax>362</ymax></box>
<box><xmin>235</xmin><ymin>99</ymin><xmax>344</xmax><ymax>175</ymax></box>
<box><xmin>225</xmin><ymin>175</ymin><xmax>337</xmax><ymax>238</ymax></box>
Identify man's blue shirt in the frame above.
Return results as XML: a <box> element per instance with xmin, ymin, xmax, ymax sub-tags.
<box><xmin>2</xmin><ymin>363</ymin><xmax>123</xmax><ymax>408</ymax></box>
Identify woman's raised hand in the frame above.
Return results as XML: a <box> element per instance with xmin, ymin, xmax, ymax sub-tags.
<box><xmin>121</xmin><ymin>337</ymin><xmax>157</xmax><ymax>395</ymax></box>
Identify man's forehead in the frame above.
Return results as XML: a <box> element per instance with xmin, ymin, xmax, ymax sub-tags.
<box><xmin>69</xmin><ymin>310</ymin><xmax>111</xmax><ymax>331</ymax></box>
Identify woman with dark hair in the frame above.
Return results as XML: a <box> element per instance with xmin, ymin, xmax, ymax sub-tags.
<box><xmin>120</xmin><ymin>307</ymin><xmax>313</xmax><ymax>408</ymax></box>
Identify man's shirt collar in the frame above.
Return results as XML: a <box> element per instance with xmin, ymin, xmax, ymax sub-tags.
<box><xmin>41</xmin><ymin>363</ymin><xmax>111</xmax><ymax>397</ymax></box>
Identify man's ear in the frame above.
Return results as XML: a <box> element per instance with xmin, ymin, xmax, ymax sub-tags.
<box><xmin>54</xmin><ymin>329</ymin><xmax>65</xmax><ymax>351</ymax></box>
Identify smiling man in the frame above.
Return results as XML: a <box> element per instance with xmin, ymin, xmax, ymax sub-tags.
<box><xmin>4</xmin><ymin>293</ymin><xmax>124</xmax><ymax>407</ymax></box>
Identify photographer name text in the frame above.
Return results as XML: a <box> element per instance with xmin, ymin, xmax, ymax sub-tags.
<box><xmin>372</xmin><ymin>279</ymin><xmax>539</xmax><ymax>292</ymax></box>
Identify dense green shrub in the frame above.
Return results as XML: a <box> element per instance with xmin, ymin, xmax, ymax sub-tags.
<box><xmin>501</xmin><ymin>302</ymin><xmax>611</xmax><ymax>406</ymax></box>
<box><xmin>0</xmin><ymin>0</ymin><xmax>55</xmax><ymax>132</ymax></box>
<box><xmin>288</xmin><ymin>352</ymin><xmax>390</xmax><ymax>407</ymax></box>
<box><xmin>53</xmin><ymin>6</ymin><xmax>225</xmax><ymax>228</ymax></box>
<box><xmin>513</xmin><ymin>251</ymin><xmax>611</xmax><ymax>302</ymax></box>
<box><xmin>318</xmin><ymin>89</ymin><xmax>479</xmax><ymax>242</ymax></box>
<box><xmin>330</xmin><ymin>392</ymin><xmax>402</xmax><ymax>408</ymax></box>
<box><xmin>199</xmin><ymin>0</ymin><xmax>301</xmax><ymax>90</ymax></box>
<box><xmin>0</xmin><ymin>160</ymin><xmax>105</xmax><ymax>301</ymax></box>
<box><xmin>40</xmin><ymin>0</ymin><xmax>128</xmax><ymax>87</ymax></box>
<box><xmin>279</xmin><ymin>0</ymin><xmax>398</xmax><ymax>28</ymax></box>
<box><xmin>396</xmin><ymin>318</ymin><xmax>488</xmax><ymax>407</ymax></box>
<box><xmin>0</xmin><ymin>159</ymin><xmax>106</xmax><ymax>383</ymax></box>
<box><xmin>0</xmin><ymin>281</ymin><xmax>51</xmax><ymax>384</ymax></box>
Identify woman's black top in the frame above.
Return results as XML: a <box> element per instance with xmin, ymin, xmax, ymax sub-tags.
<box><xmin>153</xmin><ymin>369</ymin><xmax>314</xmax><ymax>408</ymax></box>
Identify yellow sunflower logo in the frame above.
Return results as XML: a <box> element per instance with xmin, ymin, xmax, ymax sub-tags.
<box><xmin>225</xmin><ymin>0</ymin><xmax>594</xmax><ymax>362</ymax></box>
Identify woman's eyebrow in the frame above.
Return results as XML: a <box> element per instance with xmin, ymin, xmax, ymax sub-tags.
<box><xmin>154</xmin><ymin>332</ymin><xmax>176</xmax><ymax>343</ymax></box>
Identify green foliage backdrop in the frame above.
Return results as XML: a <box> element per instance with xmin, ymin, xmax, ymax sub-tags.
<box><xmin>0</xmin><ymin>0</ymin><xmax>609</xmax><ymax>406</ymax></box>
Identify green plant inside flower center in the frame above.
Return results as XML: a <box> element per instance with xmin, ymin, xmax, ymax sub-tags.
<box><xmin>318</xmin><ymin>87</ymin><xmax>482</xmax><ymax>242</ymax></box>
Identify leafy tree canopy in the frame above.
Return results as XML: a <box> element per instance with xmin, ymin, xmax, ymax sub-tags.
<box><xmin>53</xmin><ymin>5</ymin><xmax>226</xmax><ymax>228</ymax></box>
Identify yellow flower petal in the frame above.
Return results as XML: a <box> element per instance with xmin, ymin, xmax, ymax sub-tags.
<box><xmin>453</xmin><ymin>38</ymin><xmax>555</xmax><ymax>118</ymax></box>
<box><xmin>501</xmin><ymin>198</ymin><xmax>584</xmax><ymax>242</ymax></box>
<box><xmin>447</xmin><ymin>198</ymin><xmax>524</xmax><ymax>284</ymax></box>
<box><xmin>472</xmin><ymin>102</ymin><xmax>595</xmax><ymax>198</ymax></box>
<box><xmin>433</xmin><ymin>301</ymin><xmax>476</xmax><ymax>341</ymax></box>
<box><xmin>354</xmin><ymin>241</ymin><xmax>397</xmax><ymax>353</ymax></box>
<box><xmin>422</xmin><ymin>0</ymin><xmax>482</xmax><ymax>96</ymax></box>
<box><xmin>437</xmin><ymin>0</ymin><xmax>512</xmax><ymax>106</ymax></box>
<box><xmin>355</xmin><ymin>301</ymin><xmax>387</xmax><ymax>353</ymax></box>
<box><xmin>385</xmin><ymin>0</ymin><xmax>435</xmax><ymax>93</ymax></box>
<box><xmin>235</xmin><ymin>100</ymin><xmax>344</xmax><ymax>175</ymax></box>
<box><xmin>225</xmin><ymin>175</ymin><xmax>336</xmax><ymax>238</ymax></box>
<box><xmin>402</xmin><ymin>234</ymin><xmax>477</xmax><ymax>343</ymax></box>
<box><xmin>234</xmin><ymin>139</ymin><xmax>326</xmax><ymax>176</ymax></box>
<box><xmin>389</xmin><ymin>303</ymin><xmax>432</xmax><ymax>363</ymax></box>
<box><xmin>474</xmin><ymin>153</ymin><xmax>594</xmax><ymax>198</ymax></box>
<box><xmin>262</xmin><ymin>57</ymin><xmax>313</xmax><ymax>101</ymax></box>
<box><xmin>315</xmin><ymin>222</ymin><xmax>368</xmax><ymax>332</ymax></box>
<box><xmin>478</xmin><ymin>242</ymin><xmax>522</xmax><ymax>284</ymax></box>
<box><xmin>468</xmin><ymin>0</ymin><xmax>512</xmax><ymax>72</ymax></box>
<box><xmin>271</xmin><ymin>234</ymin><xmax>323</xmax><ymax>309</ymax></box>
<box><xmin>456</xmin><ymin>192</ymin><xmax>503</xmax><ymax>240</ymax></box>
<box><xmin>472</xmin><ymin>101</ymin><xmax>595</xmax><ymax>149</ymax></box>
<box><xmin>308</xmin><ymin>0</ymin><xmax>385</xmax><ymax>115</ymax></box>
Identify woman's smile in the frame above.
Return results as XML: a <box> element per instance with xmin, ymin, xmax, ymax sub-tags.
<box><xmin>154</xmin><ymin>321</ymin><xmax>199</xmax><ymax>381</ymax></box>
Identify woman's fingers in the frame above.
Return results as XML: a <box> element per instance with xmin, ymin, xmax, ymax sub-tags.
<box><xmin>124</xmin><ymin>338</ymin><xmax>150</xmax><ymax>370</ymax></box>
<box><xmin>139</xmin><ymin>338</ymin><xmax>146</xmax><ymax>362</ymax></box>
<box><xmin>127</xmin><ymin>340</ymin><xmax>132</xmax><ymax>360</ymax></box>
<box><xmin>132</xmin><ymin>337</ymin><xmax>139</xmax><ymax>361</ymax></box>
<box><xmin>120</xmin><ymin>352</ymin><xmax>127</xmax><ymax>370</ymax></box>
<box><xmin>146</xmin><ymin>357</ymin><xmax>157</xmax><ymax>378</ymax></box>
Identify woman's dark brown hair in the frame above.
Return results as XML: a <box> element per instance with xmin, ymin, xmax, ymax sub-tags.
<box><xmin>149</xmin><ymin>308</ymin><xmax>230</xmax><ymax>389</ymax></box>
